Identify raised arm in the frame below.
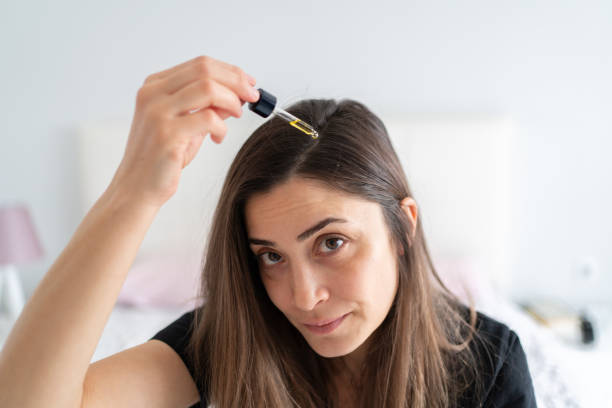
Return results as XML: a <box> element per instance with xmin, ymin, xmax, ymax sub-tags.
<box><xmin>0</xmin><ymin>55</ymin><xmax>259</xmax><ymax>408</ymax></box>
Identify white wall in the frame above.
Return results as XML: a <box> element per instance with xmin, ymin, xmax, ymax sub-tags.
<box><xmin>1</xmin><ymin>0</ymin><xmax>610</xmax><ymax>306</ymax></box>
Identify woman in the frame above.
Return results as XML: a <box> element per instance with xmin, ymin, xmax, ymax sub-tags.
<box><xmin>0</xmin><ymin>56</ymin><xmax>535</xmax><ymax>407</ymax></box>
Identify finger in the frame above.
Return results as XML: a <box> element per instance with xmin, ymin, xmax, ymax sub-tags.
<box><xmin>158</xmin><ymin>56</ymin><xmax>259</xmax><ymax>103</ymax></box>
<box><xmin>182</xmin><ymin>132</ymin><xmax>206</xmax><ymax>168</ymax></box>
<box><xmin>195</xmin><ymin>56</ymin><xmax>256</xmax><ymax>87</ymax></box>
<box><xmin>186</xmin><ymin>107</ymin><xmax>232</xmax><ymax>120</ymax></box>
<box><xmin>143</xmin><ymin>55</ymin><xmax>203</xmax><ymax>84</ymax></box>
<box><xmin>177</xmin><ymin>107</ymin><xmax>228</xmax><ymax>145</ymax></box>
<box><xmin>246</xmin><ymin>73</ymin><xmax>256</xmax><ymax>86</ymax></box>
<box><xmin>211</xmin><ymin>100</ymin><xmax>251</xmax><ymax>119</ymax></box>
<box><xmin>210</xmin><ymin>107</ymin><xmax>233</xmax><ymax>120</ymax></box>
<box><xmin>187</xmin><ymin>106</ymin><xmax>234</xmax><ymax>121</ymax></box>
<box><xmin>170</xmin><ymin>78</ymin><xmax>243</xmax><ymax>118</ymax></box>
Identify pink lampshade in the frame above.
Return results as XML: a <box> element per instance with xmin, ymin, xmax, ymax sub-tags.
<box><xmin>0</xmin><ymin>203</ymin><xmax>44</xmax><ymax>265</ymax></box>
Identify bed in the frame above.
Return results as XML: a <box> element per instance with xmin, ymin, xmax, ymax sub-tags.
<box><xmin>74</xmin><ymin>110</ymin><xmax>600</xmax><ymax>407</ymax></box>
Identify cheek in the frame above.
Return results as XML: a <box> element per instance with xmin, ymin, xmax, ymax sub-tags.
<box><xmin>339</xmin><ymin>242</ymin><xmax>398</xmax><ymax>310</ymax></box>
<box><xmin>261</xmin><ymin>275</ymin><xmax>291</xmax><ymax>312</ymax></box>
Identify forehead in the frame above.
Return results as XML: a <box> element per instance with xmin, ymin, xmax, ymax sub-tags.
<box><xmin>244</xmin><ymin>178</ymin><xmax>380</xmax><ymax>234</ymax></box>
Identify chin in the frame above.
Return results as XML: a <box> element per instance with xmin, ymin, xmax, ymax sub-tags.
<box><xmin>302</xmin><ymin>333</ymin><xmax>365</xmax><ymax>358</ymax></box>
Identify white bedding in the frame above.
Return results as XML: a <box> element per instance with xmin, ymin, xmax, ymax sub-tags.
<box><xmin>470</xmin><ymin>289</ymin><xmax>610</xmax><ymax>408</ymax></box>
<box><xmin>91</xmin><ymin>305</ymin><xmax>190</xmax><ymax>362</ymax></box>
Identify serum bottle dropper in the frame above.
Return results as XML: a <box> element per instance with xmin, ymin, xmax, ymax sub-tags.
<box><xmin>248</xmin><ymin>88</ymin><xmax>319</xmax><ymax>139</ymax></box>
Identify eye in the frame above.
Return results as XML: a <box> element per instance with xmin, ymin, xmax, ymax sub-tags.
<box><xmin>319</xmin><ymin>237</ymin><xmax>345</xmax><ymax>253</ymax></box>
<box><xmin>259</xmin><ymin>251</ymin><xmax>283</xmax><ymax>266</ymax></box>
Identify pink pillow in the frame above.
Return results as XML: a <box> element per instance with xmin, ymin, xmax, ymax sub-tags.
<box><xmin>433</xmin><ymin>256</ymin><xmax>494</xmax><ymax>305</ymax></box>
<box><xmin>117</xmin><ymin>250</ymin><xmax>204</xmax><ymax>310</ymax></box>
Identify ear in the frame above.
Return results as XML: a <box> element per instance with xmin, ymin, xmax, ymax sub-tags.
<box><xmin>400</xmin><ymin>197</ymin><xmax>418</xmax><ymax>236</ymax></box>
<box><xmin>398</xmin><ymin>197</ymin><xmax>418</xmax><ymax>254</ymax></box>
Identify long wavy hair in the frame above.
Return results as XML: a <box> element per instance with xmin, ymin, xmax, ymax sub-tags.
<box><xmin>187</xmin><ymin>99</ymin><xmax>479</xmax><ymax>407</ymax></box>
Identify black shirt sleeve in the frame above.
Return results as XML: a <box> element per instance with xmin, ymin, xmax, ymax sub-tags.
<box><xmin>484</xmin><ymin>331</ymin><xmax>537</xmax><ymax>407</ymax></box>
<box><xmin>149</xmin><ymin>310</ymin><xmax>204</xmax><ymax>408</ymax></box>
<box><xmin>471</xmin><ymin>312</ymin><xmax>537</xmax><ymax>407</ymax></box>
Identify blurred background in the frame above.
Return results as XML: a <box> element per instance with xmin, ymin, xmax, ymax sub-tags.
<box><xmin>1</xmin><ymin>1</ymin><xmax>610</xmax><ymax>406</ymax></box>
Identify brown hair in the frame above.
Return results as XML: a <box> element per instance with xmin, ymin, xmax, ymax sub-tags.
<box><xmin>188</xmin><ymin>99</ymin><xmax>479</xmax><ymax>407</ymax></box>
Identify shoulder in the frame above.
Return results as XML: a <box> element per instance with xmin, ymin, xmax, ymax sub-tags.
<box><xmin>150</xmin><ymin>310</ymin><xmax>197</xmax><ymax>358</ymax></box>
<box><xmin>472</xmin><ymin>310</ymin><xmax>518</xmax><ymax>361</ymax></box>
<box><xmin>462</xmin><ymin>309</ymin><xmax>537</xmax><ymax>407</ymax></box>
<box><xmin>152</xmin><ymin>310</ymin><xmax>197</xmax><ymax>339</ymax></box>
<box><xmin>149</xmin><ymin>309</ymin><xmax>205</xmax><ymax>403</ymax></box>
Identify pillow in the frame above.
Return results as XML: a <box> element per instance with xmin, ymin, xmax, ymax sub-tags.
<box><xmin>433</xmin><ymin>255</ymin><xmax>498</xmax><ymax>307</ymax></box>
<box><xmin>117</xmin><ymin>249</ymin><xmax>204</xmax><ymax>311</ymax></box>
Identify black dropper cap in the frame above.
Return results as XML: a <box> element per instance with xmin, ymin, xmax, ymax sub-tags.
<box><xmin>248</xmin><ymin>88</ymin><xmax>277</xmax><ymax>118</ymax></box>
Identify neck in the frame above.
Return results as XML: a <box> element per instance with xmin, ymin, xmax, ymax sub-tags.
<box><xmin>331</xmin><ymin>339</ymin><xmax>369</xmax><ymax>387</ymax></box>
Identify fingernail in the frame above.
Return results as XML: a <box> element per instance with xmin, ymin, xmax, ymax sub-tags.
<box><xmin>246</xmin><ymin>73</ymin><xmax>256</xmax><ymax>85</ymax></box>
<box><xmin>250</xmin><ymin>87</ymin><xmax>260</xmax><ymax>100</ymax></box>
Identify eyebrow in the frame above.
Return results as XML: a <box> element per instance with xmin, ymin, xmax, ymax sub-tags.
<box><xmin>248</xmin><ymin>217</ymin><xmax>348</xmax><ymax>247</ymax></box>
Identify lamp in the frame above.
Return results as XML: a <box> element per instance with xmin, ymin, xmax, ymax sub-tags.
<box><xmin>0</xmin><ymin>203</ymin><xmax>44</xmax><ymax>320</ymax></box>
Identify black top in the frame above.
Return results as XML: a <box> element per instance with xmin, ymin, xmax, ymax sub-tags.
<box><xmin>150</xmin><ymin>309</ymin><xmax>537</xmax><ymax>407</ymax></box>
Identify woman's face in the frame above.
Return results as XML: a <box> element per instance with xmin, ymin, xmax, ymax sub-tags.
<box><xmin>245</xmin><ymin>177</ymin><xmax>400</xmax><ymax>358</ymax></box>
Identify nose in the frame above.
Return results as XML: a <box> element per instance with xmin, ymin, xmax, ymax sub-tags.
<box><xmin>291</xmin><ymin>262</ymin><xmax>329</xmax><ymax>311</ymax></box>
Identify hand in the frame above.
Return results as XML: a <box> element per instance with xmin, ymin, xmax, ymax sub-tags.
<box><xmin>108</xmin><ymin>55</ymin><xmax>259</xmax><ymax>208</ymax></box>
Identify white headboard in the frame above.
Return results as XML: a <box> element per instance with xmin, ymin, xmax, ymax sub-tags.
<box><xmin>74</xmin><ymin>113</ymin><xmax>515</xmax><ymax>289</ymax></box>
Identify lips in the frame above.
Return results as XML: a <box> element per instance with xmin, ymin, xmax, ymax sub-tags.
<box><xmin>302</xmin><ymin>313</ymin><xmax>349</xmax><ymax>334</ymax></box>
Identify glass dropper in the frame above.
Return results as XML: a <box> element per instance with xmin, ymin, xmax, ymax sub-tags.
<box><xmin>248</xmin><ymin>88</ymin><xmax>319</xmax><ymax>139</ymax></box>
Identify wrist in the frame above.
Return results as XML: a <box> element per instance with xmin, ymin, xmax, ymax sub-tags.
<box><xmin>98</xmin><ymin>182</ymin><xmax>161</xmax><ymax>222</ymax></box>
